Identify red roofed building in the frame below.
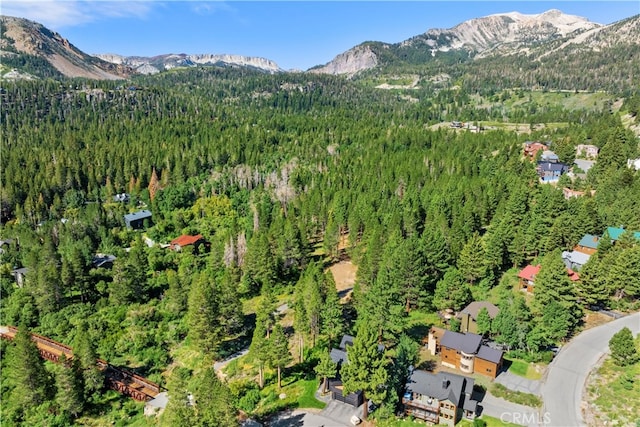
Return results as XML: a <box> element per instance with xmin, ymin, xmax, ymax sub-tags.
<box><xmin>567</xmin><ymin>269</ymin><xmax>580</xmax><ymax>282</ymax></box>
<box><xmin>518</xmin><ymin>264</ymin><xmax>580</xmax><ymax>293</ymax></box>
<box><xmin>170</xmin><ymin>234</ymin><xmax>205</xmax><ymax>252</ymax></box>
<box><xmin>518</xmin><ymin>265</ymin><xmax>541</xmax><ymax>293</ymax></box>
<box><xmin>523</xmin><ymin>142</ymin><xmax>549</xmax><ymax>160</ymax></box>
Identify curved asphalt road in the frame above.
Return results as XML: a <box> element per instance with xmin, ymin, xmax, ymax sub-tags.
<box><xmin>542</xmin><ymin>312</ymin><xmax>640</xmax><ymax>427</ymax></box>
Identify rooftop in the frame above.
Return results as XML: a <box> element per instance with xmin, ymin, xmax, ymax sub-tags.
<box><xmin>330</xmin><ymin>348</ymin><xmax>348</xmax><ymax>365</ymax></box>
<box><xmin>537</xmin><ymin>161</ymin><xmax>567</xmax><ymax>172</ymax></box>
<box><xmin>562</xmin><ymin>250</ymin><xmax>591</xmax><ymax>266</ymax></box>
<box><xmin>459</xmin><ymin>301</ymin><xmax>499</xmax><ymax>320</ymax></box>
<box><xmin>577</xmin><ymin>234</ymin><xmax>600</xmax><ymax>249</ymax></box>
<box><xmin>405</xmin><ymin>370</ymin><xmax>474</xmax><ymax>408</ymax></box>
<box><xmin>124</xmin><ymin>210</ymin><xmax>152</xmax><ymax>221</ymax></box>
<box><xmin>607</xmin><ymin>226</ymin><xmax>640</xmax><ymax>241</ymax></box>
<box><xmin>440</xmin><ymin>331</ymin><xmax>482</xmax><ymax>355</ymax></box>
<box><xmin>476</xmin><ymin>345</ymin><xmax>504</xmax><ymax>364</ymax></box>
<box><xmin>146</xmin><ymin>392</ymin><xmax>168</xmax><ymax>409</ymax></box>
<box><xmin>170</xmin><ymin>234</ymin><xmax>204</xmax><ymax>247</ymax></box>
<box><xmin>518</xmin><ymin>264</ymin><xmax>541</xmax><ymax>281</ymax></box>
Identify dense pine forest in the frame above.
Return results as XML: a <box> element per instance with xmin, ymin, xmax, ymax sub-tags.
<box><xmin>1</xmin><ymin>67</ymin><xmax>640</xmax><ymax>426</ymax></box>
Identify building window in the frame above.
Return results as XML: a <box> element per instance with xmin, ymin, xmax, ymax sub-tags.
<box><xmin>486</xmin><ymin>368</ymin><xmax>493</xmax><ymax>373</ymax></box>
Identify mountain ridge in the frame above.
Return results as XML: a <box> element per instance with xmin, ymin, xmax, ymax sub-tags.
<box><xmin>93</xmin><ymin>52</ymin><xmax>283</xmax><ymax>75</ymax></box>
<box><xmin>0</xmin><ymin>15</ymin><xmax>131</xmax><ymax>80</ymax></box>
<box><xmin>313</xmin><ymin>9</ymin><xmax>605</xmax><ymax>75</ymax></box>
<box><xmin>1</xmin><ymin>9</ymin><xmax>638</xmax><ymax>88</ymax></box>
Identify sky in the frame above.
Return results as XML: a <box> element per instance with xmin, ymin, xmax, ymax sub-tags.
<box><xmin>2</xmin><ymin>1</ymin><xmax>639</xmax><ymax>70</ymax></box>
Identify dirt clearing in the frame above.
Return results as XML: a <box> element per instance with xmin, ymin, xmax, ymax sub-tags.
<box><xmin>327</xmin><ymin>260</ymin><xmax>357</xmax><ymax>301</ymax></box>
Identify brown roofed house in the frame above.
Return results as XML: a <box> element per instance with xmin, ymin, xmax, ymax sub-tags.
<box><xmin>457</xmin><ymin>301</ymin><xmax>499</xmax><ymax>334</ymax></box>
<box><xmin>439</xmin><ymin>331</ymin><xmax>503</xmax><ymax>379</ymax></box>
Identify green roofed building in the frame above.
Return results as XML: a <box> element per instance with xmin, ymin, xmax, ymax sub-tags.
<box><xmin>606</xmin><ymin>227</ymin><xmax>640</xmax><ymax>242</ymax></box>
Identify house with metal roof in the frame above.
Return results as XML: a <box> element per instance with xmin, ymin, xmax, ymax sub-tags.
<box><xmin>518</xmin><ymin>263</ymin><xmax>580</xmax><ymax>293</ymax></box>
<box><xmin>606</xmin><ymin>226</ymin><xmax>640</xmax><ymax>243</ymax></box>
<box><xmin>124</xmin><ymin>210</ymin><xmax>152</xmax><ymax>230</ymax></box>
<box><xmin>562</xmin><ymin>251</ymin><xmax>591</xmax><ymax>271</ymax></box>
<box><xmin>517</xmin><ymin>264</ymin><xmax>541</xmax><ymax>293</ymax></box>
<box><xmin>403</xmin><ymin>370</ymin><xmax>477</xmax><ymax>426</ymax></box>
<box><xmin>439</xmin><ymin>331</ymin><xmax>503</xmax><ymax>379</ymax></box>
<box><xmin>574</xmin><ymin>234</ymin><xmax>600</xmax><ymax>255</ymax></box>
<box><xmin>169</xmin><ymin>234</ymin><xmax>206</xmax><ymax>252</ymax></box>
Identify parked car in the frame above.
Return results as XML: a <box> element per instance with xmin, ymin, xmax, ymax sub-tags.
<box><xmin>350</xmin><ymin>415</ymin><xmax>362</xmax><ymax>425</ymax></box>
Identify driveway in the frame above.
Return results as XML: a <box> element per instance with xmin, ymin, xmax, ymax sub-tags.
<box><xmin>478</xmin><ymin>393</ymin><xmax>543</xmax><ymax>427</ymax></box>
<box><xmin>542</xmin><ymin>312</ymin><xmax>640</xmax><ymax>427</ymax></box>
<box><xmin>268</xmin><ymin>409</ymin><xmax>348</xmax><ymax>427</ymax></box>
<box><xmin>494</xmin><ymin>370</ymin><xmax>541</xmax><ymax>395</ymax></box>
<box><xmin>268</xmin><ymin>400</ymin><xmax>362</xmax><ymax>427</ymax></box>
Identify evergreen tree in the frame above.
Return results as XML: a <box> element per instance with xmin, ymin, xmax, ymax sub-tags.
<box><xmin>433</xmin><ymin>268</ymin><xmax>472</xmax><ymax>311</ymax></box>
<box><xmin>576</xmin><ymin>257</ymin><xmax>609</xmax><ymax>307</ymax></box>
<box><xmin>192</xmin><ymin>368</ymin><xmax>238</xmax><ymax>426</ymax></box>
<box><xmin>341</xmin><ymin>323</ymin><xmax>388</xmax><ymax>420</ymax></box>
<box><xmin>320</xmin><ymin>281</ymin><xmax>344</xmax><ymax>348</ymax></box>
<box><xmin>187</xmin><ymin>272</ymin><xmax>223</xmax><ymax>357</ymax></box>
<box><xmin>531</xmin><ymin>250</ymin><xmax>582</xmax><ymax>333</ymax></box>
<box><xmin>110</xmin><ymin>236</ymin><xmax>149</xmax><ymax>304</ymax></box>
<box><xmin>607</xmin><ymin>245</ymin><xmax>640</xmax><ymax>300</ymax></box>
<box><xmin>5</xmin><ymin>325</ymin><xmax>53</xmax><ymax>412</ymax></box>
<box><xmin>476</xmin><ymin>307</ymin><xmax>492</xmax><ymax>336</ymax></box>
<box><xmin>457</xmin><ymin>232</ymin><xmax>487</xmax><ymax>285</ymax></box>
<box><xmin>242</xmin><ymin>232</ymin><xmax>277</xmax><ymax>295</ymax></box>
<box><xmin>268</xmin><ymin>324</ymin><xmax>292</xmax><ymax>389</ymax></box>
<box><xmin>386</xmin><ymin>334</ymin><xmax>418</xmax><ymax>414</ymax></box>
<box><xmin>358</xmin><ymin>260</ymin><xmax>406</xmax><ymax>342</ymax></box>
<box><xmin>73</xmin><ymin>325</ymin><xmax>104</xmax><ymax>399</ymax></box>
<box><xmin>608</xmin><ymin>327</ymin><xmax>638</xmax><ymax>367</ymax></box>
<box><xmin>55</xmin><ymin>355</ymin><xmax>84</xmax><ymax>418</ymax></box>
<box><xmin>314</xmin><ymin>350</ymin><xmax>337</xmax><ymax>394</ymax></box>
<box><xmin>421</xmin><ymin>226</ymin><xmax>452</xmax><ymax>293</ymax></box>
<box><xmin>160</xmin><ymin>367</ymin><xmax>196</xmax><ymax>427</ymax></box>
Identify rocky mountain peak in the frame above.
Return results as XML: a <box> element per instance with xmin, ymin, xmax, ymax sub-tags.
<box><xmin>314</xmin><ymin>9</ymin><xmax>603</xmax><ymax>75</ymax></box>
<box><xmin>0</xmin><ymin>15</ymin><xmax>130</xmax><ymax>80</ymax></box>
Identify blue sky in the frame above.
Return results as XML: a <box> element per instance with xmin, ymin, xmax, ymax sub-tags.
<box><xmin>3</xmin><ymin>1</ymin><xmax>639</xmax><ymax>70</ymax></box>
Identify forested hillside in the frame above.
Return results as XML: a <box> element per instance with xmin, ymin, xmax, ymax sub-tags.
<box><xmin>1</xmin><ymin>67</ymin><xmax>639</xmax><ymax>425</ymax></box>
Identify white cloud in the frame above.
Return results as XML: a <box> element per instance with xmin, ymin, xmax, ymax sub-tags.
<box><xmin>191</xmin><ymin>2</ymin><xmax>232</xmax><ymax>16</ymax></box>
<box><xmin>1</xmin><ymin>0</ymin><xmax>157</xmax><ymax>29</ymax></box>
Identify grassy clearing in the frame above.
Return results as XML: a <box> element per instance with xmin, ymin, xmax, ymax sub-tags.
<box><xmin>405</xmin><ymin>310</ymin><xmax>445</xmax><ymax>343</ymax></box>
<box><xmin>252</xmin><ymin>377</ymin><xmax>325</xmax><ymax>418</ymax></box>
<box><xmin>378</xmin><ymin>414</ymin><xmax>523</xmax><ymax>427</ymax></box>
<box><xmin>458</xmin><ymin>414</ymin><xmax>525</xmax><ymax>427</ymax></box>
<box><xmin>504</xmin><ymin>357</ymin><xmax>543</xmax><ymax>381</ymax></box>
<box><xmin>585</xmin><ymin>356</ymin><xmax>640</xmax><ymax>427</ymax></box>
<box><xmin>490</xmin><ymin>383</ymin><xmax>542</xmax><ymax>408</ymax></box>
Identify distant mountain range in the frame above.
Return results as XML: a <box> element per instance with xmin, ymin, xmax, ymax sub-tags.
<box><xmin>1</xmin><ymin>10</ymin><xmax>639</xmax><ymax>86</ymax></box>
<box><xmin>93</xmin><ymin>53</ymin><xmax>282</xmax><ymax>75</ymax></box>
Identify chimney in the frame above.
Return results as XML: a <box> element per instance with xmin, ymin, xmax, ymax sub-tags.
<box><xmin>442</xmin><ymin>379</ymin><xmax>449</xmax><ymax>389</ymax></box>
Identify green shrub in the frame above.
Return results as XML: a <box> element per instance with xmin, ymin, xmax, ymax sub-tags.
<box><xmin>238</xmin><ymin>389</ymin><xmax>261</xmax><ymax>413</ymax></box>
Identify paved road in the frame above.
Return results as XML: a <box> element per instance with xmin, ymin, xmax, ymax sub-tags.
<box><xmin>494</xmin><ymin>371</ymin><xmax>541</xmax><ymax>396</ymax></box>
<box><xmin>542</xmin><ymin>312</ymin><xmax>640</xmax><ymax>427</ymax></box>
